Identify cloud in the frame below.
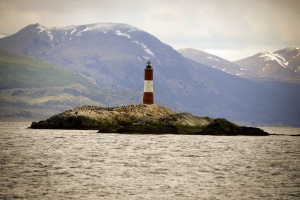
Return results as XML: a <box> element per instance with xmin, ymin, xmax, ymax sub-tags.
<box><xmin>0</xmin><ymin>0</ymin><xmax>299</xmax><ymax>60</ymax></box>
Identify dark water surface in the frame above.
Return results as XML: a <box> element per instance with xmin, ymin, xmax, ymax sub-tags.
<box><xmin>0</xmin><ymin>122</ymin><xmax>299</xmax><ymax>199</ymax></box>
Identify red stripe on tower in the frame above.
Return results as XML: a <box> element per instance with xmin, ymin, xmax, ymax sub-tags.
<box><xmin>143</xmin><ymin>60</ymin><xmax>154</xmax><ymax>104</ymax></box>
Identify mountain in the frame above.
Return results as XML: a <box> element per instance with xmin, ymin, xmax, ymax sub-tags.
<box><xmin>0</xmin><ymin>50</ymin><xmax>139</xmax><ymax>120</ymax></box>
<box><xmin>234</xmin><ymin>47</ymin><xmax>300</xmax><ymax>82</ymax></box>
<box><xmin>0</xmin><ymin>23</ymin><xmax>177</xmax><ymax>88</ymax></box>
<box><xmin>0</xmin><ymin>23</ymin><xmax>300</xmax><ymax>126</ymax></box>
<box><xmin>178</xmin><ymin>48</ymin><xmax>256</xmax><ymax>77</ymax></box>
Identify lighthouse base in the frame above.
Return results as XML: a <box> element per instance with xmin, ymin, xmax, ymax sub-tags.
<box><xmin>143</xmin><ymin>92</ymin><xmax>154</xmax><ymax>104</ymax></box>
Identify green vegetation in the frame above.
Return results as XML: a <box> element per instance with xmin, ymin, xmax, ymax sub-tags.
<box><xmin>0</xmin><ymin>50</ymin><xmax>97</xmax><ymax>89</ymax></box>
<box><xmin>0</xmin><ymin>50</ymin><xmax>140</xmax><ymax>120</ymax></box>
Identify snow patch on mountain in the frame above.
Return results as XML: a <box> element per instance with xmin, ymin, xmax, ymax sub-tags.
<box><xmin>76</xmin><ymin>26</ymin><xmax>90</xmax><ymax>36</ymax></box>
<box><xmin>143</xmin><ymin>56</ymin><xmax>150</xmax><ymax>60</ymax></box>
<box><xmin>115</xmin><ymin>30</ymin><xmax>131</xmax><ymax>39</ymax></box>
<box><xmin>236</xmin><ymin>72</ymin><xmax>244</xmax><ymax>76</ymax></box>
<box><xmin>76</xmin><ymin>23</ymin><xmax>138</xmax><ymax>33</ymax></box>
<box><xmin>71</xmin><ymin>29</ymin><xmax>77</xmax><ymax>35</ymax></box>
<box><xmin>206</xmin><ymin>56</ymin><xmax>219</xmax><ymax>61</ymax></box>
<box><xmin>47</xmin><ymin>23</ymin><xmax>136</xmax><ymax>34</ymax></box>
<box><xmin>259</xmin><ymin>52</ymin><xmax>288</xmax><ymax>68</ymax></box>
<box><xmin>45</xmin><ymin>23</ymin><xmax>140</xmax><ymax>39</ymax></box>
<box><xmin>35</xmin><ymin>25</ymin><xmax>54</xmax><ymax>47</ymax></box>
<box><xmin>292</xmin><ymin>53</ymin><xmax>300</xmax><ymax>59</ymax></box>
<box><xmin>273</xmin><ymin>53</ymin><xmax>286</xmax><ymax>61</ymax></box>
<box><xmin>86</xmin><ymin>23</ymin><xmax>117</xmax><ymax>31</ymax></box>
<box><xmin>51</xmin><ymin>25</ymin><xmax>77</xmax><ymax>31</ymax></box>
<box><xmin>140</xmin><ymin>43</ymin><xmax>155</xmax><ymax>57</ymax></box>
<box><xmin>37</xmin><ymin>25</ymin><xmax>46</xmax><ymax>33</ymax></box>
<box><xmin>46</xmin><ymin>30</ymin><xmax>54</xmax><ymax>47</ymax></box>
<box><xmin>131</xmin><ymin>40</ymin><xmax>155</xmax><ymax>57</ymax></box>
<box><xmin>132</xmin><ymin>41</ymin><xmax>139</xmax><ymax>45</ymax></box>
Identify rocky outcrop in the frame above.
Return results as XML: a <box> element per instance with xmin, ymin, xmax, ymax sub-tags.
<box><xmin>30</xmin><ymin>104</ymin><xmax>269</xmax><ymax>136</ymax></box>
<box><xmin>31</xmin><ymin>104</ymin><xmax>176</xmax><ymax>129</ymax></box>
<box><xmin>198</xmin><ymin>118</ymin><xmax>269</xmax><ymax>136</ymax></box>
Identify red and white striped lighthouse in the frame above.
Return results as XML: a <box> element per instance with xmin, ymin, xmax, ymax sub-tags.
<box><xmin>143</xmin><ymin>60</ymin><xmax>154</xmax><ymax>104</ymax></box>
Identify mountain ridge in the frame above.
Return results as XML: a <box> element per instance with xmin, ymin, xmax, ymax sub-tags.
<box><xmin>234</xmin><ymin>47</ymin><xmax>300</xmax><ymax>82</ymax></box>
<box><xmin>178</xmin><ymin>48</ymin><xmax>256</xmax><ymax>77</ymax></box>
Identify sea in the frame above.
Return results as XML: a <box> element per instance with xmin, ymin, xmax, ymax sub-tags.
<box><xmin>0</xmin><ymin>122</ymin><xmax>299</xmax><ymax>200</ymax></box>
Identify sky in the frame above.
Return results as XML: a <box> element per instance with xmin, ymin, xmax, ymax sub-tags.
<box><xmin>0</xmin><ymin>0</ymin><xmax>299</xmax><ymax>61</ymax></box>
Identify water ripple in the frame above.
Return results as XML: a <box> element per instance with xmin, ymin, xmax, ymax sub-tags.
<box><xmin>0</xmin><ymin>122</ymin><xmax>299</xmax><ymax>199</ymax></box>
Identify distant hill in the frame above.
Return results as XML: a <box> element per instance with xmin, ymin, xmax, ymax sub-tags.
<box><xmin>1</xmin><ymin>23</ymin><xmax>300</xmax><ymax>126</ymax></box>
<box><xmin>0</xmin><ymin>50</ymin><xmax>139</xmax><ymax>120</ymax></box>
<box><xmin>178</xmin><ymin>48</ymin><xmax>255</xmax><ymax>77</ymax></box>
<box><xmin>234</xmin><ymin>47</ymin><xmax>300</xmax><ymax>82</ymax></box>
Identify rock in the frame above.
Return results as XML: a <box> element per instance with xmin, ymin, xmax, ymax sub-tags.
<box><xmin>30</xmin><ymin>104</ymin><xmax>269</xmax><ymax>136</ymax></box>
<box><xmin>30</xmin><ymin>104</ymin><xmax>177</xmax><ymax>130</ymax></box>
<box><xmin>115</xmin><ymin>123</ymin><xmax>179</xmax><ymax>134</ymax></box>
<box><xmin>198</xmin><ymin>118</ymin><xmax>269</xmax><ymax>136</ymax></box>
<box><xmin>290</xmin><ymin>134</ymin><xmax>300</xmax><ymax>136</ymax></box>
<box><xmin>162</xmin><ymin>113</ymin><xmax>213</xmax><ymax>127</ymax></box>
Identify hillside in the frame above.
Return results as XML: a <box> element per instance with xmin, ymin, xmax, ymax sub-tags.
<box><xmin>0</xmin><ymin>50</ymin><xmax>140</xmax><ymax>120</ymax></box>
<box><xmin>1</xmin><ymin>23</ymin><xmax>300</xmax><ymax>126</ymax></box>
<box><xmin>0</xmin><ymin>50</ymin><xmax>97</xmax><ymax>89</ymax></box>
<box><xmin>234</xmin><ymin>47</ymin><xmax>300</xmax><ymax>82</ymax></box>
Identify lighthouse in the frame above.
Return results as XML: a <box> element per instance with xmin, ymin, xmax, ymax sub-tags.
<box><xmin>143</xmin><ymin>60</ymin><xmax>154</xmax><ymax>104</ymax></box>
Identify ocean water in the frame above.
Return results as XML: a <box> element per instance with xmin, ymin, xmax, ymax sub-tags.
<box><xmin>0</xmin><ymin>122</ymin><xmax>299</xmax><ymax>199</ymax></box>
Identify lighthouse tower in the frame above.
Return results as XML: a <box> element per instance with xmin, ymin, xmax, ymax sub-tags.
<box><xmin>143</xmin><ymin>60</ymin><xmax>154</xmax><ymax>104</ymax></box>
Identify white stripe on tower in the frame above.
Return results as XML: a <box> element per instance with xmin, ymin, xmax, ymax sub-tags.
<box><xmin>143</xmin><ymin>60</ymin><xmax>154</xmax><ymax>104</ymax></box>
<box><xmin>144</xmin><ymin>80</ymin><xmax>153</xmax><ymax>92</ymax></box>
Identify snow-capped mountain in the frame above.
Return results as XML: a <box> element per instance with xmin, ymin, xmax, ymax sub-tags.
<box><xmin>0</xmin><ymin>23</ymin><xmax>190</xmax><ymax>88</ymax></box>
<box><xmin>178</xmin><ymin>48</ymin><xmax>256</xmax><ymax>77</ymax></box>
<box><xmin>0</xmin><ymin>23</ymin><xmax>300</xmax><ymax>126</ymax></box>
<box><xmin>234</xmin><ymin>47</ymin><xmax>300</xmax><ymax>82</ymax></box>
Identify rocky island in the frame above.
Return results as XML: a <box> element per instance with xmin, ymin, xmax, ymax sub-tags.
<box><xmin>30</xmin><ymin>104</ymin><xmax>269</xmax><ymax>136</ymax></box>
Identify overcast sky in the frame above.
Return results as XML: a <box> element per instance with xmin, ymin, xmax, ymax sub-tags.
<box><xmin>0</xmin><ymin>0</ymin><xmax>299</xmax><ymax>61</ymax></box>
